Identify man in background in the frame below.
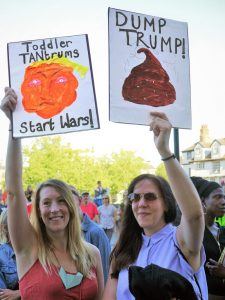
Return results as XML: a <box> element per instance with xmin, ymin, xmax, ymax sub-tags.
<box><xmin>94</xmin><ymin>181</ymin><xmax>107</xmax><ymax>207</ymax></box>
<box><xmin>80</xmin><ymin>192</ymin><xmax>99</xmax><ymax>223</ymax></box>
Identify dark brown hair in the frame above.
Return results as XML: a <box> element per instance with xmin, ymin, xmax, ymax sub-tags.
<box><xmin>110</xmin><ymin>174</ymin><xmax>176</xmax><ymax>278</ymax></box>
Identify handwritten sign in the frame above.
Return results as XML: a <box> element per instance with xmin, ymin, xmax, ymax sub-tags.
<box><xmin>8</xmin><ymin>34</ymin><xmax>100</xmax><ymax>138</ymax></box>
<box><xmin>109</xmin><ymin>7</ymin><xmax>191</xmax><ymax>129</ymax></box>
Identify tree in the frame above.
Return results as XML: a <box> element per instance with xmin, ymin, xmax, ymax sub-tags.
<box><xmin>104</xmin><ymin>150</ymin><xmax>148</xmax><ymax>195</ymax></box>
<box><xmin>155</xmin><ymin>162</ymin><xmax>168</xmax><ymax>180</ymax></box>
<box><xmin>22</xmin><ymin>136</ymin><xmax>150</xmax><ymax>196</ymax></box>
<box><xmin>23</xmin><ymin>136</ymin><xmax>95</xmax><ymax>190</ymax></box>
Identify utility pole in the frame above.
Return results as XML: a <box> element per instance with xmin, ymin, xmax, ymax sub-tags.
<box><xmin>174</xmin><ymin>128</ymin><xmax>180</xmax><ymax>162</ymax></box>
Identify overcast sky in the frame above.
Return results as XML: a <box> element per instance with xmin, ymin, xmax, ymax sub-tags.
<box><xmin>0</xmin><ymin>0</ymin><xmax>224</xmax><ymax>167</ymax></box>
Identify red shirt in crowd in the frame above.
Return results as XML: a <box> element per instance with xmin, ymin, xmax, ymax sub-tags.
<box><xmin>80</xmin><ymin>202</ymin><xmax>98</xmax><ymax>220</ymax></box>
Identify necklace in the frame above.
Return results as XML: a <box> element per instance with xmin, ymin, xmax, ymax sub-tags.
<box><xmin>52</xmin><ymin>250</ymin><xmax>83</xmax><ymax>290</ymax></box>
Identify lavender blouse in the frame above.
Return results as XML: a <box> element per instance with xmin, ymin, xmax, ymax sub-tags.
<box><xmin>117</xmin><ymin>224</ymin><xmax>208</xmax><ymax>300</ymax></box>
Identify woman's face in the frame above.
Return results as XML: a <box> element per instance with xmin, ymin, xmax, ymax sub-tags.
<box><xmin>204</xmin><ymin>187</ymin><xmax>225</xmax><ymax>218</ymax></box>
<box><xmin>38</xmin><ymin>186</ymin><xmax>70</xmax><ymax>235</ymax></box>
<box><xmin>131</xmin><ymin>179</ymin><xmax>167</xmax><ymax>236</ymax></box>
<box><xmin>102</xmin><ymin>196</ymin><xmax>110</xmax><ymax>205</ymax></box>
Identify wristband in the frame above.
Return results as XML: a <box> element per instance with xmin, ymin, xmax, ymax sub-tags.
<box><xmin>161</xmin><ymin>154</ymin><xmax>176</xmax><ymax>161</ymax></box>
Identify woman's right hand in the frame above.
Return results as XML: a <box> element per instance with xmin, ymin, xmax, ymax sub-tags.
<box><xmin>0</xmin><ymin>87</ymin><xmax>17</xmax><ymax>120</ymax></box>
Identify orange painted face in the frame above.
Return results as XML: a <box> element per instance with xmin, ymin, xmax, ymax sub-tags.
<box><xmin>21</xmin><ymin>63</ymin><xmax>78</xmax><ymax>119</ymax></box>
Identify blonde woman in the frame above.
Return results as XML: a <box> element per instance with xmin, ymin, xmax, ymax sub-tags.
<box><xmin>1</xmin><ymin>87</ymin><xmax>104</xmax><ymax>300</ymax></box>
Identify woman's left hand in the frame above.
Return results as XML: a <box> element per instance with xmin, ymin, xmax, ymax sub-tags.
<box><xmin>149</xmin><ymin>111</ymin><xmax>172</xmax><ymax>158</ymax></box>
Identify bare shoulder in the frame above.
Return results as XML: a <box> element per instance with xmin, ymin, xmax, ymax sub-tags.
<box><xmin>87</xmin><ymin>243</ymin><xmax>100</xmax><ymax>256</ymax></box>
<box><xmin>16</xmin><ymin>245</ymin><xmax>38</xmax><ymax>279</ymax></box>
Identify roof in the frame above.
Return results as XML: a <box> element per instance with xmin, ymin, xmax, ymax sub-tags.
<box><xmin>211</xmin><ymin>138</ymin><xmax>225</xmax><ymax>145</ymax></box>
<box><xmin>182</xmin><ymin>139</ymin><xmax>225</xmax><ymax>152</ymax></box>
<box><xmin>181</xmin><ymin>142</ymin><xmax>211</xmax><ymax>152</ymax></box>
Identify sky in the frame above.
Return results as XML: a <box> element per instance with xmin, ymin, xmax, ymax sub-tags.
<box><xmin>0</xmin><ymin>0</ymin><xmax>224</xmax><ymax>167</ymax></box>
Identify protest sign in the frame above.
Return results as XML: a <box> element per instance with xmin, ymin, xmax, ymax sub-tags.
<box><xmin>8</xmin><ymin>34</ymin><xmax>100</xmax><ymax>138</ymax></box>
<box><xmin>109</xmin><ymin>7</ymin><xmax>191</xmax><ymax>129</ymax></box>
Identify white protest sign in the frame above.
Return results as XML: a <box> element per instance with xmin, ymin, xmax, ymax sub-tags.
<box><xmin>109</xmin><ymin>7</ymin><xmax>191</xmax><ymax>129</ymax></box>
<box><xmin>8</xmin><ymin>34</ymin><xmax>100</xmax><ymax>138</ymax></box>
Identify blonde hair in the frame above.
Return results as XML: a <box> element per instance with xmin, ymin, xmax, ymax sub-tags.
<box><xmin>0</xmin><ymin>209</ymin><xmax>9</xmax><ymax>244</ymax></box>
<box><xmin>30</xmin><ymin>179</ymin><xmax>95</xmax><ymax>277</ymax></box>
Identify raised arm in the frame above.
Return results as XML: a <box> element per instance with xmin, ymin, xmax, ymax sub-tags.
<box><xmin>150</xmin><ymin>112</ymin><xmax>204</xmax><ymax>270</ymax></box>
<box><xmin>1</xmin><ymin>88</ymin><xmax>37</xmax><ymax>269</ymax></box>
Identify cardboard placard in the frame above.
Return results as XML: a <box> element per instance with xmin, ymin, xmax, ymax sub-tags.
<box><xmin>109</xmin><ymin>7</ymin><xmax>191</xmax><ymax>129</ymax></box>
<box><xmin>8</xmin><ymin>34</ymin><xmax>100</xmax><ymax>138</ymax></box>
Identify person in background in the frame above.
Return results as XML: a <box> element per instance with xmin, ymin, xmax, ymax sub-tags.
<box><xmin>24</xmin><ymin>185</ymin><xmax>33</xmax><ymax>202</ymax></box>
<box><xmin>1</xmin><ymin>87</ymin><xmax>104</xmax><ymax>300</ymax></box>
<box><xmin>2</xmin><ymin>191</ymin><xmax>7</xmax><ymax>207</ymax></box>
<box><xmin>0</xmin><ymin>191</ymin><xmax>7</xmax><ymax>215</ymax></box>
<box><xmin>25</xmin><ymin>185</ymin><xmax>33</xmax><ymax>217</ymax></box>
<box><xmin>80</xmin><ymin>192</ymin><xmax>99</xmax><ymax>223</ymax></box>
<box><xmin>102</xmin><ymin>112</ymin><xmax>207</xmax><ymax>300</ymax></box>
<box><xmin>110</xmin><ymin>203</ymin><xmax>125</xmax><ymax>251</ymax></box>
<box><xmin>191</xmin><ymin>176</ymin><xmax>225</xmax><ymax>300</ymax></box>
<box><xmin>94</xmin><ymin>181</ymin><xmax>107</xmax><ymax>207</ymax></box>
<box><xmin>98</xmin><ymin>195</ymin><xmax>117</xmax><ymax>242</ymax></box>
<box><xmin>69</xmin><ymin>186</ymin><xmax>111</xmax><ymax>284</ymax></box>
<box><xmin>0</xmin><ymin>209</ymin><xmax>20</xmax><ymax>299</ymax></box>
<box><xmin>115</xmin><ymin>203</ymin><xmax>124</xmax><ymax>233</ymax></box>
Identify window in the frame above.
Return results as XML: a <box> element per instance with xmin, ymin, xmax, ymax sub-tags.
<box><xmin>196</xmin><ymin>162</ymin><xmax>205</xmax><ymax>170</ymax></box>
<box><xmin>212</xmin><ymin>161</ymin><xmax>220</xmax><ymax>173</ymax></box>
<box><xmin>195</xmin><ymin>146</ymin><xmax>202</xmax><ymax>159</ymax></box>
<box><xmin>187</xmin><ymin>152</ymin><xmax>192</xmax><ymax>160</ymax></box>
<box><xmin>212</xmin><ymin>143</ymin><xmax>219</xmax><ymax>155</ymax></box>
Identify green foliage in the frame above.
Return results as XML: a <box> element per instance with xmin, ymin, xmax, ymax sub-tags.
<box><xmin>155</xmin><ymin>162</ymin><xmax>168</xmax><ymax>180</ymax></box>
<box><xmin>22</xmin><ymin>136</ymin><xmax>149</xmax><ymax>196</ymax></box>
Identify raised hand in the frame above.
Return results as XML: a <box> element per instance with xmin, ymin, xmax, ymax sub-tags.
<box><xmin>0</xmin><ymin>87</ymin><xmax>17</xmax><ymax>120</ymax></box>
<box><xmin>149</xmin><ymin>111</ymin><xmax>172</xmax><ymax>158</ymax></box>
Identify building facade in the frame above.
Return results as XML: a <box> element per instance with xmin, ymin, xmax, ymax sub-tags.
<box><xmin>181</xmin><ymin>125</ymin><xmax>225</xmax><ymax>186</ymax></box>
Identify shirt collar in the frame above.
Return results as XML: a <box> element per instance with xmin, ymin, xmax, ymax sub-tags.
<box><xmin>142</xmin><ymin>223</ymin><xmax>174</xmax><ymax>247</ymax></box>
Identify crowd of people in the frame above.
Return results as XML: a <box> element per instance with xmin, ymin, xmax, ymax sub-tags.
<box><xmin>0</xmin><ymin>87</ymin><xmax>224</xmax><ymax>299</ymax></box>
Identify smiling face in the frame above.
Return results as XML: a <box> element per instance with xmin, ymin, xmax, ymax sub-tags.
<box><xmin>204</xmin><ymin>187</ymin><xmax>225</xmax><ymax>218</ymax></box>
<box><xmin>131</xmin><ymin>179</ymin><xmax>167</xmax><ymax>236</ymax></box>
<box><xmin>39</xmin><ymin>186</ymin><xmax>70</xmax><ymax>235</ymax></box>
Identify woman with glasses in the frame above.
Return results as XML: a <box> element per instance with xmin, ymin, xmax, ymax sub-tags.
<box><xmin>103</xmin><ymin>112</ymin><xmax>208</xmax><ymax>300</ymax></box>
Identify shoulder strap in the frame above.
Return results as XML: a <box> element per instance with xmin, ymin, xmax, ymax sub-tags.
<box><xmin>174</xmin><ymin>244</ymin><xmax>203</xmax><ymax>300</ymax></box>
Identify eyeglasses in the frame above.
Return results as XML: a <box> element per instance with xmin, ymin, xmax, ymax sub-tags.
<box><xmin>103</xmin><ymin>197</ymin><xmax>109</xmax><ymax>200</ymax></box>
<box><xmin>128</xmin><ymin>192</ymin><xmax>159</xmax><ymax>203</ymax></box>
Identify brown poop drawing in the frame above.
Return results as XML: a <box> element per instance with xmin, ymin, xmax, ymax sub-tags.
<box><xmin>122</xmin><ymin>48</ymin><xmax>176</xmax><ymax>107</ymax></box>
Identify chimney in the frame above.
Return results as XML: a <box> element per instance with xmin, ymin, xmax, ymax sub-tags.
<box><xmin>200</xmin><ymin>125</ymin><xmax>211</xmax><ymax>144</ymax></box>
